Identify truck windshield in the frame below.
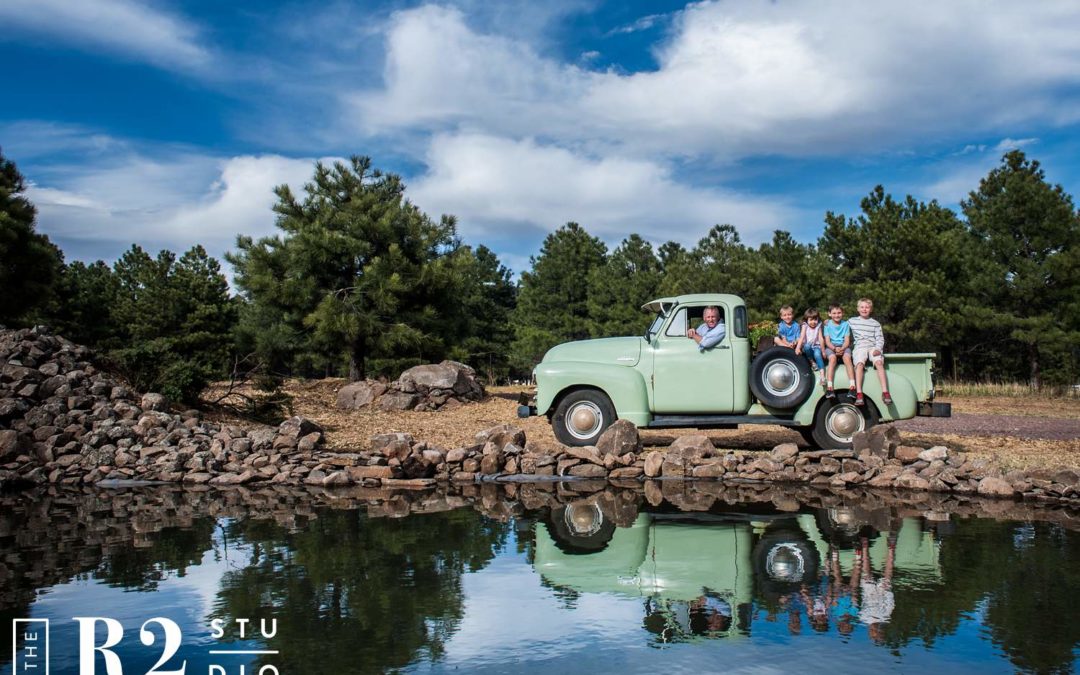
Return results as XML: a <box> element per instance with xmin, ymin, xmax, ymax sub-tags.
<box><xmin>645</xmin><ymin>312</ymin><xmax>665</xmax><ymax>341</ymax></box>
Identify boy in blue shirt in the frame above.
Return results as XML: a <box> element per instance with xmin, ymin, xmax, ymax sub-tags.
<box><xmin>823</xmin><ymin>303</ymin><xmax>856</xmax><ymax>400</ymax></box>
<box><xmin>773</xmin><ymin>305</ymin><xmax>801</xmax><ymax>349</ymax></box>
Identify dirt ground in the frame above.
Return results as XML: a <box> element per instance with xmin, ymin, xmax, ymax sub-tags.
<box><xmin>219</xmin><ymin>382</ymin><xmax>1080</xmax><ymax>473</ymax></box>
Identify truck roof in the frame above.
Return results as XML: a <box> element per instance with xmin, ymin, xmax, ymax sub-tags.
<box><xmin>641</xmin><ymin>293</ymin><xmax>745</xmax><ymax>313</ymax></box>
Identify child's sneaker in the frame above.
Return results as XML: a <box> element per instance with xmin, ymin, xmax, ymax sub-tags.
<box><xmin>825</xmin><ymin>388</ymin><xmax>836</xmax><ymax>400</ymax></box>
<box><xmin>854</xmin><ymin>393</ymin><xmax>865</xmax><ymax>407</ymax></box>
<box><xmin>882</xmin><ymin>391</ymin><xmax>893</xmax><ymax>405</ymax></box>
<box><xmin>847</xmin><ymin>388</ymin><xmax>857</xmax><ymax>400</ymax></box>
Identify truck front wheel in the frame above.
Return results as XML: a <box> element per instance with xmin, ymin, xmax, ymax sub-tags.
<box><xmin>553</xmin><ymin>389</ymin><xmax>616</xmax><ymax>447</ymax></box>
<box><xmin>809</xmin><ymin>400</ymin><xmax>879</xmax><ymax>449</ymax></box>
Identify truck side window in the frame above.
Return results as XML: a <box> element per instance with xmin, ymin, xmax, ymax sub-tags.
<box><xmin>734</xmin><ymin>306</ymin><xmax>748</xmax><ymax>338</ymax></box>
<box><xmin>664</xmin><ymin>308</ymin><xmax>687</xmax><ymax>337</ymax></box>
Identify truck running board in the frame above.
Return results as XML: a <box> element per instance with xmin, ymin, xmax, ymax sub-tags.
<box><xmin>648</xmin><ymin>414</ymin><xmax>800</xmax><ymax>429</ymax></box>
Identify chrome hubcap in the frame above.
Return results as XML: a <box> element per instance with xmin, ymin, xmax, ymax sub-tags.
<box><xmin>565</xmin><ymin>504</ymin><xmax>603</xmax><ymax>536</ymax></box>
<box><xmin>766</xmin><ymin>543</ymin><xmax>807</xmax><ymax>582</ymax></box>
<box><xmin>567</xmin><ymin>402</ymin><xmax>602</xmax><ymax>439</ymax></box>
<box><xmin>764</xmin><ymin>360</ymin><xmax>799</xmax><ymax>396</ymax></box>
<box><xmin>826</xmin><ymin>403</ymin><xmax>865</xmax><ymax>442</ymax></box>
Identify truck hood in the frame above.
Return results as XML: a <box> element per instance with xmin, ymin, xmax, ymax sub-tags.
<box><xmin>542</xmin><ymin>336</ymin><xmax>643</xmax><ymax>367</ymax></box>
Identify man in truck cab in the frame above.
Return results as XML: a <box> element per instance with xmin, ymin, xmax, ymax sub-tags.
<box><xmin>687</xmin><ymin>305</ymin><xmax>726</xmax><ymax>351</ymax></box>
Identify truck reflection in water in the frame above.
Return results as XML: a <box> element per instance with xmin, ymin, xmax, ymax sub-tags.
<box><xmin>534</xmin><ymin>502</ymin><xmax>942</xmax><ymax>644</ymax></box>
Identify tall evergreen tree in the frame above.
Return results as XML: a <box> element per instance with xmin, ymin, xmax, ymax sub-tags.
<box><xmin>227</xmin><ymin>157</ymin><xmax>462</xmax><ymax>381</ymax></box>
<box><xmin>961</xmin><ymin>151</ymin><xmax>1080</xmax><ymax>387</ymax></box>
<box><xmin>448</xmin><ymin>245</ymin><xmax>517</xmax><ymax>382</ymax></box>
<box><xmin>511</xmin><ymin>222</ymin><xmax>607</xmax><ymax>370</ymax></box>
<box><xmin>108</xmin><ymin>245</ymin><xmax>236</xmax><ymax>402</ymax></box>
<box><xmin>51</xmin><ymin>260</ymin><xmax>121</xmax><ymax>348</ymax></box>
<box><xmin>0</xmin><ymin>148</ymin><xmax>63</xmax><ymax>326</ymax></box>
<box><xmin>587</xmin><ymin>234</ymin><xmax>662</xmax><ymax>338</ymax></box>
<box><xmin>819</xmin><ymin>187</ymin><xmax>975</xmax><ymax>359</ymax></box>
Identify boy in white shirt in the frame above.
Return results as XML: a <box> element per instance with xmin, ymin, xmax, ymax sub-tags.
<box><xmin>848</xmin><ymin>298</ymin><xmax>892</xmax><ymax>406</ymax></box>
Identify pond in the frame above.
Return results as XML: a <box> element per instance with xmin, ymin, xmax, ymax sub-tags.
<box><xmin>1</xmin><ymin>482</ymin><xmax>1078</xmax><ymax>674</ymax></box>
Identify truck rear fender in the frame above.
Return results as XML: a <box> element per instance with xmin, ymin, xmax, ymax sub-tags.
<box><xmin>537</xmin><ymin>362</ymin><xmax>652</xmax><ymax>427</ymax></box>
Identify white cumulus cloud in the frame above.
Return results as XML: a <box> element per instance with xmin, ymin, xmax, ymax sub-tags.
<box><xmin>409</xmin><ymin>133</ymin><xmax>794</xmax><ymax>246</ymax></box>
<box><xmin>0</xmin><ymin>0</ymin><xmax>210</xmax><ymax>71</ymax></box>
<box><xmin>350</xmin><ymin>0</ymin><xmax>1080</xmax><ymax>158</ymax></box>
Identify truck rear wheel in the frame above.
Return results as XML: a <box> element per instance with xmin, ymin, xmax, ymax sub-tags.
<box><xmin>809</xmin><ymin>399</ymin><xmax>879</xmax><ymax>449</ymax></box>
<box><xmin>552</xmin><ymin>389</ymin><xmax>616</xmax><ymax>447</ymax></box>
<box><xmin>750</xmin><ymin>347</ymin><xmax>814</xmax><ymax>409</ymax></box>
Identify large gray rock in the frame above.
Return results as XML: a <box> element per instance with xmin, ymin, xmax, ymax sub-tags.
<box><xmin>141</xmin><ymin>393</ymin><xmax>169</xmax><ymax>412</ymax></box>
<box><xmin>378</xmin><ymin>391</ymin><xmax>420</xmax><ymax>411</ymax></box>
<box><xmin>597</xmin><ymin>419</ymin><xmax>642</xmax><ymax>457</ymax></box>
<box><xmin>337</xmin><ymin>380</ymin><xmax>388</xmax><ymax>409</ymax></box>
<box><xmin>399</xmin><ymin>361</ymin><xmax>478</xmax><ymax>394</ymax></box>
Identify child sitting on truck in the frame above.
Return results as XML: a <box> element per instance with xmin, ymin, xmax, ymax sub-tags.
<box><xmin>774</xmin><ymin>305</ymin><xmax>800</xmax><ymax>349</ymax></box>
<box><xmin>823</xmin><ymin>303</ymin><xmax>856</xmax><ymax>400</ymax></box>
<box><xmin>848</xmin><ymin>297</ymin><xmax>893</xmax><ymax>406</ymax></box>
<box><xmin>797</xmin><ymin>308</ymin><xmax>826</xmax><ymax>385</ymax></box>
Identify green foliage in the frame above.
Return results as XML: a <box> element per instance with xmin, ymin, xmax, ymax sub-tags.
<box><xmin>587</xmin><ymin>234</ymin><xmax>662</xmax><ymax>338</ymax></box>
<box><xmin>511</xmin><ymin>222</ymin><xmax>607</xmax><ymax>370</ymax></box>
<box><xmin>213</xmin><ymin>508</ymin><xmax>508</xmax><ymax>674</ymax></box>
<box><xmin>0</xmin><ymin>148</ymin><xmax>63</xmax><ymax>326</ymax></box>
<box><xmin>228</xmin><ymin>156</ymin><xmax>468</xmax><ymax>382</ymax></box>
<box><xmin>446</xmin><ymin>245</ymin><xmax>517</xmax><ymax>383</ymax></box>
<box><xmin>818</xmin><ymin>187</ymin><xmax>974</xmax><ymax>353</ymax></box>
<box><xmin>961</xmin><ymin>151</ymin><xmax>1080</xmax><ymax>387</ymax></box>
<box><xmin>107</xmin><ymin>245</ymin><xmax>236</xmax><ymax>402</ymax></box>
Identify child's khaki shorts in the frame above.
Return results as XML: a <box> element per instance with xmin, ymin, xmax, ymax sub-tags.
<box><xmin>853</xmin><ymin>345</ymin><xmax>884</xmax><ymax>365</ymax></box>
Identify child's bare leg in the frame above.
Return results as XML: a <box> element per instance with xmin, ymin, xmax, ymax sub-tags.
<box><xmin>855</xmin><ymin>362</ymin><xmax>865</xmax><ymax>394</ymax></box>
<box><xmin>826</xmin><ymin>355</ymin><xmax>836</xmax><ymax>387</ymax></box>
<box><xmin>842</xmin><ymin>353</ymin><xmax>855</xmax><ymax>387</ymax></box>
<box><xmin>876</xmin><ymin>361</ymin><xmax>889</xmax><ymax>391</ymax></box>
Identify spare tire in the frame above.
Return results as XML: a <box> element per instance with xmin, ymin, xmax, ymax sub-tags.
<box><xmin>750</xmin><ymin>347</ymin><xmax>814</xmax><ymax>409</ymax></box>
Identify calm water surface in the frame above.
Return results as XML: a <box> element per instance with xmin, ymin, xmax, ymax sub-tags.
<box><xmin>1</xmin><ymin>484</ymin><xmax>1078</xmax><ymax>674</ymax></box>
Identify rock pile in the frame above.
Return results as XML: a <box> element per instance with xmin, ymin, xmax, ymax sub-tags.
<box><xmin>0</xmin><ymin>326</ymin><xmax>327</xmax><ymax>489</ymax></box>
<box><xmin>337</xmin><ymin>360</ymin><xmax>484</xmax><ymax>412</ymax></box>
<box><xmin>306</xmin><ymin>420</ymin><xmax>1077</xmax><ymax>506</ymax></box>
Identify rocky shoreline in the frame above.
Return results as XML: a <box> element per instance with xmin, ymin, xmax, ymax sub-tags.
<box><xmin>1</xmin><ymin>326</ymin><xmax>1077</xmax><ymax>507</ymax></box>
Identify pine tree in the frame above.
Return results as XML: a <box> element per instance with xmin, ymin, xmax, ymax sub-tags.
<box><xmin>511</xmin><ymin>222</ymin><xmax>607</xmax><ymax>370</ymax></box>
<box><xmin>586</xmin><ymin>234</ymin><xmax>662</xmax><ymax>338</ymax></box>
<box><xmin>227</xmin><ymin>156</ymin><xmax>462</xmax><ymax>381</ymax></box>
<box><xmin>0</xmin><ymin>148</ymin><xmax>63</xmax><ymax>326</ymax></box>
<box><xmin>961</xmin><ymin>151</ymin><xmax>1080</xmax><ymax>388</ymax></box>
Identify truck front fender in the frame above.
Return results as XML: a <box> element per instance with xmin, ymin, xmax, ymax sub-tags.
<box><xmin>536</xmin><ymin>362</ymin><xmax>652</xmax><ymax>427</ymax></box>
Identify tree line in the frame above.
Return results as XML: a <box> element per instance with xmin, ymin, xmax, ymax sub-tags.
<box><xmin>1</xmin><ymin>147</ymin><xmax>1077</xmax><ymax>403</ymax></box>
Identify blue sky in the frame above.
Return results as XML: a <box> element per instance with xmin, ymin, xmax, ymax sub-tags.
<box><xmin>3</xmin><ymin>0</ymin><xmax>1080</xmax><ymax>277</ymax></box>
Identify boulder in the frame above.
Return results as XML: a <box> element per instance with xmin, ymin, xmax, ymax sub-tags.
<box><xmin>596</xmin><ymin>420</ymin><xmax>642</xmax><ymax>457</ymax></box>
<box><xmin>378</xmin><ymin>391</ymin><xmax>420</xmax><ymax>411</ymax></box>
<box><xmin>337</xmin><ymin>380</ymin><xmax>387</xmax><ymax>409</ymax></box>
<box><xmin>0</xmin><ymin>429</ymin><xmax>20</xmax><ymax>460</ymax></box>
<box><xmin>475</xmin><ymin>424</ymin><xmax>526</xmax><ymax>450</ymax></box>
<box><xmin>977</xmin><ymin>476</ymin><xmax>1016</xmax><ymax>498</ymax></box>
<box><xmin>643</xmin><ymin>451</ymin><xmax>664</xmax><ymax>478</ymax></box>
<box><xmin>141</xmin><ymin>392</ymin><xmax>169</xmax><ymax>412</ymax></box>
<box><xmin>277</xmin><ymin>416</ymin><xmax>323</xmax><ymax>440</ymax></box>
<box><xmin>769</xmin><ymin>443</ymin><xmax>800</xmax><ymax>464</ymax></box>
<box><xmin>669</xmin><ymin>435</ymin><xmax>714</xmax><ymax>460</ymax></box>
<box><xmin>918</xmin><ymin>446</ymin><xmax>949</xmax><ymax>463</ymax></box>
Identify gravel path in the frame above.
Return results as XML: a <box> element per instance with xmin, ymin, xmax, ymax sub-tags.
<box><xmin>894</xmin><ymin>413</ymin><xmax>1080</xmax><ymax>441</ymax></box>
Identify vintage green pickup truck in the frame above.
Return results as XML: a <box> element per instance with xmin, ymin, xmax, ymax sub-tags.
<box><xmin>520</xmin><ymin>293</ymin><xmax>950</xmax><ymax>448</ymax></box>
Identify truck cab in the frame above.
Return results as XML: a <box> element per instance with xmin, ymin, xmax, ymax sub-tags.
<box><xmin>523</xmin><ymin>294</ymin><xmax>949</xmax><ymax>449</ymax></box>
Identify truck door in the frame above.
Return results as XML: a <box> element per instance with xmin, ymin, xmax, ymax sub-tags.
<box><xmin>651</xmin><ymin>306</ymin><xmax>735</xmax><ymax>414</ymax></box>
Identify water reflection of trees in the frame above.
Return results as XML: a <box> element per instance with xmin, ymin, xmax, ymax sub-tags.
<box><xmin>1</xmin><ymin>484</ymin><xmax>1078</xmax><ymax>673</ymax></box>
<box><xmin>211</xmin><ymin>509</ymin><xmax>508</xmax><ymax>674</ymax></box>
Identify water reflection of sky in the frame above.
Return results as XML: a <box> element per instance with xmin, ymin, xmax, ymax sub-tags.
<box><xmin>3</xmin><ymin>527</ymin><xmax>264</xmax><ymax>675</ymax></box>
<box><xmin>411</xmin><ymin>530</ymin><xmax>1015</xmax><ymax>675</ymax></box>
<box><xmin>3</xmin><ymin>493</ymin><xmax>1077</xmax><ymax>675</ymax></box>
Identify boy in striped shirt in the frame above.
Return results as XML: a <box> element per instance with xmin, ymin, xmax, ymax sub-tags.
<box><xmin>849</xmin><ymin>298</ymin><xmax>893</xmax><ymax>407</ymax></box>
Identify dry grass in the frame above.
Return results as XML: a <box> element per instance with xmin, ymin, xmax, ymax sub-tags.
<box><xmin>204</xmin><ymin>381</ymin><xmax>1079</xmax><ymax>472</ymax></box>
<box><xmin>939</xmin><ymin>380</ymin><xmax>1080</xmax><ymax>399</ymax></box>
